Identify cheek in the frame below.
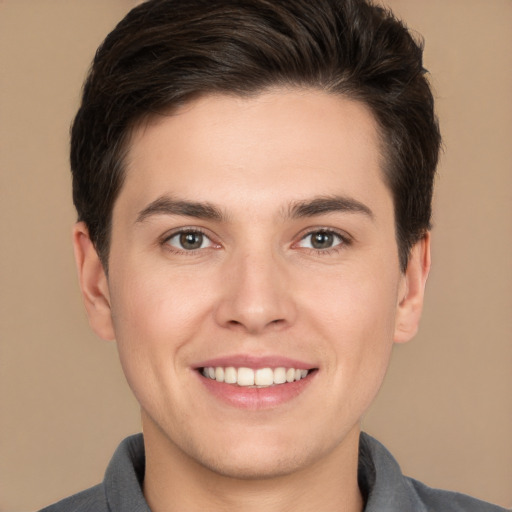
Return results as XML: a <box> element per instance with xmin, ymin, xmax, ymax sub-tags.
<box><xmin>301</xmin><ymin>262</ymin><xmax>399</xmax><ymax>382</ymax></box>
<box><xmin>107</xmin><ymin>266</ymin><xmax>215</xmax><ymax>389</ymax></box>
<box><xmin>303</xmin><ymin>259</ymin><xmax>399</xmax><ymax>336</ymax></box>
<box><xmin>111</xmin><ymin>264</ymin><xmax>213</xmax><ymax>340</ymax></box>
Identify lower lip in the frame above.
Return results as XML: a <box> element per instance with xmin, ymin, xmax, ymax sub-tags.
<box><xmin>197</xmin><ymin>371</ymin><xmax>317</xmax><ymax>410</ymax></box>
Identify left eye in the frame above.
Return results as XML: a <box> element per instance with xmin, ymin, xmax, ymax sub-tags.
<box><xmin>166</xmin><ymin>231</ymin><xmax>213</xmax><ymax>251</ymax></box>
<box><xmin>297</xmin><ymin>230</ymin><xmax>344</xmax><ymax>250</ymax></box>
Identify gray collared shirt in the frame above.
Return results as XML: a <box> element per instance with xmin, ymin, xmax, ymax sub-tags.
<box><xmin>39</xmin><ymin>433</ymin><xmax>509</xmax><ymax>511</ymax></box>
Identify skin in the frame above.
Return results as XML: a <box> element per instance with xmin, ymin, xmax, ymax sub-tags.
<box><xmin>74</xmin><ymin>88</ymin><xmax>430</xmax><ymax>512</ymax></box>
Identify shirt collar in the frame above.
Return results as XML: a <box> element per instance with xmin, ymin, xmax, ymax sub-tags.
<box><xmin>359</xmin><ymin>432</ymin><xmax>427</xmax><ymax>512</ymax></box>
<box><xmin>103</xmin><ymin>434</ymin><xmax>150</xmax><ymax>512</ymax></box>
<box><xmin>103</xmin><ymin>432</ymin><xmax>425</xmax><ymax>512</ymax></box>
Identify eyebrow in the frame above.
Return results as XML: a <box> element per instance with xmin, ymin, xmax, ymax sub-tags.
<box><xmin>286</xmin><ymin>195</ymin><xmax>374</xmax><ymax>220</ymax></box>
<box><xmin>136</xmin><ymin>194</ymin><xmax>373</xmax><ymax>224</ymax></box>
<box><xmin>136</xmin><ymin>196</ymin><xmax>225</xmax><ymax>223</ymax></box>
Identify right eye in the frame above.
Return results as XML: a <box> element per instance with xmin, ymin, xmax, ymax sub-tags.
<box><xmin>165</xmin><ymin>230</ymin><xmax>214</xmax><ymax>251</ymax></box>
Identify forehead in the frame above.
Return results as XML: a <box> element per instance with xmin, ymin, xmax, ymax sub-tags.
<box><xmin>118</xmin><ymin>88</ymin><xmax>391</xmax><ymax>220</ymax></box>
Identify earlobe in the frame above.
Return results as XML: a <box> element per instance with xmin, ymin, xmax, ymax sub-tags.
<box><xmin>72</xmin><ymin>222</ymin><xmax>116</xmax><ymax>341</ymax></box>
<box><xmin>393</xmin><ymin>233</ymin><xmax>431</xmax><ymax>344</ymax></box>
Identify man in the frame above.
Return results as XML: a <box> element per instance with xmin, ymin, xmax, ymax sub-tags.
<box><xmin>40</xmin><ymin>0</ymin><xmax>508</xmax><ymax>510</ymax></box>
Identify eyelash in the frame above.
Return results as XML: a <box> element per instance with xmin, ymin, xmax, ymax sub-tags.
<box><xmin>295</xmin><ymin>228</ymin><xmax>351</xmax><ymax>256</ymax></box>
<box><xmin>161</xmin><ymin>228</ymin><xmax>218</xmax><ymax>255</ymax></box>
<box><xmin>160</xmin><ymin>227</ymin><xmax>351</xmax><ymax>256</ymax></box>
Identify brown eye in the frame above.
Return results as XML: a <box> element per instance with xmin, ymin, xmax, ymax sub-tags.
<box><xmin>310</xmin><ymin>231</ymin><xmax>334</xmax><ymax>249</ymax></box>
<box><xmin>180</xmin><ymin>232</ymin><xmax>203</xmax><ymax>250</ymax></box>
<box><xmin>166</xmin><ymin>230</ymin><xmax>211</xmax><ymax>251</ymax></box>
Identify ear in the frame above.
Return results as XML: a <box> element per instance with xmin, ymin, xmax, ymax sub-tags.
<box><xmin>72</xmin><ymin>222</ymin><xmax>116</xmax><ymax>341</ymax></box>
<box><xmin>393</xmin><ymin>232</ymin><xmax>431</xmax><ymax>344</ymax></box>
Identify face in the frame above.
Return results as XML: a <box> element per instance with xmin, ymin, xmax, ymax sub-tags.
<box><xmin>75</xmin><ymin>89</ymin><xmax>429</xmax><ymax>479</ymax></box>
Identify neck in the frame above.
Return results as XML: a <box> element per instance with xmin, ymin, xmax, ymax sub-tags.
<box><xmin>142</xmin><ymin>413</ymin><xmax>364</xmax><ymax>512</ymax></box>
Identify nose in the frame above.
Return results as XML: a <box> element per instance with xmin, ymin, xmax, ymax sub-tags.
<box><xmin>213</xmin><ymin>248</ymin><xmax>297</xmax><ymax>335</ymax></box>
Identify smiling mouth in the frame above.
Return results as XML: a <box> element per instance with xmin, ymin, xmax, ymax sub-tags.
<box><xmin>200</xmin><ymin>366</ymin><xmax>315</xmax><ymax>388</ymax></box>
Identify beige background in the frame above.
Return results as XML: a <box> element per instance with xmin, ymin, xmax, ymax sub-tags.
<box><xmin>1</xmin><ymin>1</ymin><xmax>511</xmax><ymax>510</ymax></box>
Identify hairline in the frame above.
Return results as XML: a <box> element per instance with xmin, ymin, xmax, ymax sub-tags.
<box><xmin>97</xmin><ymin>86</ymin><xmax>407</xmax><ymax>274</ymax></box>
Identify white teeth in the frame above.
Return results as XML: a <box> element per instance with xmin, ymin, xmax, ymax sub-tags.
<box><xmin>215</xmin><ymin>367</ymin><xmax>224</xmax><ymax>383</ymax></box>
<box><xmin>224</xmin><ymin>366</ymin><xmax>237</xmax><ymax>384</ymax></box>
<box><xmin>202</xmin><ymin>366</ymin><xmax>311</xmax><ymax>387</ymax></box>
<box><xmin>255</xmin><ymin>368</ymin><xmax>274</xmax><ymax>386</ymax></box>
<box><xmin>237</xmin><ymin>367</ymin><xmax>255</xmax><ymax>386</ymax></box>
<box><xmin>273</xmin><ymin>367</ymin><xmax>287</xmax><ymax>384</ymax></box>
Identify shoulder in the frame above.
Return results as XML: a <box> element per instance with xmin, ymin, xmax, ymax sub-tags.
<box><xmin>359</xmin><ymin>433</ymin><xmax>510</xmax><ymax>512</ymax></box>
<box><xmin>37</xmin><ymin>434</ymin><xmax>147</xmax><ymax>512</ymax></box>
<box><xmin>406</xmin><ymin>477</ymin><xmax>511</xmax><ymax>512</ymax></box>
<box><xmin>38</xmin><ymin>484</ymin><xmax>108</xmax><ymax>512</ymax></box>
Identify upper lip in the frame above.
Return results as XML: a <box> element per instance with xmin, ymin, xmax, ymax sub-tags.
<box><xmin>193</xmin><ymin>354</ymin><xmax>316</xmax><ymax>370</ymax></box>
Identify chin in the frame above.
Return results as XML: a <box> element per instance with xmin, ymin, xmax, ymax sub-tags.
<box><xmin>185</xmin><ymin>417</ymin><xmax>350</xmax><ymax>481</ymax></box>
<box><xmin>193</xmin><ymin>442</ymin><xmax>311</xmax><ymax>480</ymax></box>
